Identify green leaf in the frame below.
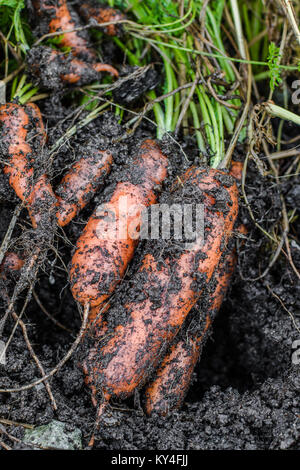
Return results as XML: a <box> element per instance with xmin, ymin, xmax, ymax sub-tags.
<box><xmin>0</xmin><ymin>0</ymin><xmax>23</xmax><ymax>6</ymax></box>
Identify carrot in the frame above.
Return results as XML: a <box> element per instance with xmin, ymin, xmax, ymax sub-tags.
<box><xmin>60</xmin><ymin>55</ymin><xmax>119</xmax><ymax>83</ymax></box>
<box><xmin>32</xmin><ymin>0</ymin><xmax>96</xmax><ymax>62</ymax></box>
<box><xmin>141</xmin><ymin>161</ymin><xmax>244</xmax><ymax>415</ymax></box>
<box><xmin>0</xmin><ymin>103</ymin><xmax>57</xmax><ymax>229</ymax></box>
<box><xmin>144</xmin><ymin>249</ymin><xmax>237</xmax><ymax>416</ymax></box>
<box><xmin>70</xmin><ymin>139</ymin><xmax>168</xmax><ymax>310</ymax></box>
<box><xmin>56</xmin><ymin>148</ymin><xmax>113</xmax><ymax>227</ymax></box>
<box><xmin>142</xmin><ymin>162</ymin><xmax>245</xmax><ymax>415</ymax></box>
<box><xmin>22</xmin><ymin>105</ymin><xmax>114</xmax><ymax>227</ymax></box>
<box><xmin>27</xmin><ymin>46</ymin><xmax>118</xmax><ymax>90</ymax></box>
<box><xmin>78</xmin><ymin>2</ymin><xmax>125</xmax><ymax>36</ymax></box>
<box><xmin>83</xmin><ymin>166</ymin><xmax>238</xmax><ymax>410</ymax></box>
<box><xmin>1</xmin><ymin>102</ymin><xmax>114</xmax><ymax>229</ymax></box>
<box><xmin>0</xmin><ymin>252</ymin><xmax>25</xmax><ymax>278</ymax></box>
<box><xmin>0</xmin><ymin>103</ymin><xmax>31</xmax><ymax>201</ymax></box>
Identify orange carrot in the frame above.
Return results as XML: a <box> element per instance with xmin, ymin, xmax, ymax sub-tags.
<box><xmin>142</xmin><ymin>161</ymin><xmax>245</xmax><ymax>415</ymax></box>
<box><xmin>144</xmin><ymin>249</ymin><xmax>237</xmax><ymax>416</ymax></box>
<box><xmin>60</xmin><ymin>56</ymin><xmax>119</xmax><ymax>83</ymax></box>
<box><xmin>78</xmin><ymin>2</ymin><xmax>125</xmax><ymax>36</ymax></box>
<box><xmin>83</xmin><ymin>166</ymin><xmax>238</xmax><ymax>409</ymax></box>
<box><xmin>70</xmin><ymin>139</ymin><xmax>168</xmax><ymax>310</ymax></box>
<box><xmin>1</xmin><ymin>102</ymin><xmax>114</xmax><ymax>229</ymax></box>
<box><xmin>27</xmin><ymin>46</ymin><xmax>118</xmax><ymax>90</ymax></box>
<box><xmin>56</xmin><ymin>148</ymin><xmax>113</xmax><ymax>227</ymax></box>
<box><xmin>32</xmin><ymin>0</ymin><xmax>96</xmax><ymax>61</ymax></box>
<box><xmin>0</xmin><ymin>103</ymin><xmax>56</xmax><ymax>229</ymax></box>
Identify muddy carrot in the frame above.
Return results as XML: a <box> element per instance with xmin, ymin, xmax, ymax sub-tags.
<box><xmin>56</xmin><ymin>148</ymin><xmax>113</xmax><ymax>227</ymax></box>
<box><xmin>61</xmin><ymin>57</ymin><xmax>118</xmax><ymax>83</ymax></box>
<box><xmin>144</xmin><ymin>249</ymin><xmax>237</xmax><ymax>416</ymax></box>
<box><xmin>143</xmin><ymin>162</ymin><xmax>245</xmax><ymax>416</ymax></box>
<box><xmin>32</xmin><ymin>0</ymin><xmax>96</xmax><ymax>61</ymax></box>
<box><xmin>78</xmin><ymin>3</ymin><xmax>125</xmax><ymax>36</ymax></box>
<box><xmin>26</xmin><ymin>46</ymin><xmax>118</xmax><ymax>90</ymax></box>
<box><xmin>0</xmin><ymin>103</ymin><xmax>113</xmax><ymax>228</ymax></box>
<box><xmin>0</xmin><ymin>103</ymin><xmax>56</xmax><ymax>229</ymax></box>
<box><xmin>70</xmin><ymin>139</ymin><xmax>168</xmax><ymax>310</ymax></box>
<box><xmin>83</xmin><ymin>166</ymin><xmax>238</xmax><ymax>410</ymax></box>
<box><xmin>142</xmin><ymin>161</ymin><xmax>245</xmax><ymax>415</ymax></box>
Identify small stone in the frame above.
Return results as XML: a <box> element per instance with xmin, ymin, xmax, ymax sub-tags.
<box><xmin>280</xmin><ymin>438</ymin><xmax>294</xmax><ymax>450</ymax></box>
<box><xmin>35</xmin><ymin>382</ymin><xmax>45</xmax><ymax>392</ymax></box>
<box><xmin>0</xmin><ymin>341</ymin><xmax>6</xmax><ymax>365</ymax></box>
<box><xmin>23</xmin><ymin>420</ymin><xmax>82</xmax><ymax>450</ymax></box>
<box><xmin>219</xmin><ymin>414</ymin><xmax>229</xmax><ymax>425</ymax></box>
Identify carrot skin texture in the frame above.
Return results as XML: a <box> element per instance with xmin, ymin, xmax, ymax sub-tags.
<box><xmin>32</xmin><ymin>0</ymin><xmax>96</xmax><ymax>61</ymax></box>
<box><xmin>70</xmin><ymin>139</ymin><xmax>168</xmax><ymax>309</ymax></box>
<box><xmin>0</xmin><ymin>103</ymin><xmax>56</xmax><ymax>229</ymax></box>
<box><xmin>78</xmin><ymin>3</ymin><xmax>125</xmax><ymax>36</ymax></box>
<box><xmin>27</xmin><ymin>174</ymin><xmax>57</xmax><ymax>228</ymax></box>
<box><xmin>56</xmin><ymin>149</ymin><xmax>113</xmax><ymax>227</ymax></box>
<box><xmin>0</xmin><ymin>103</ymin><xmax>32</xmax><ymax>201</ymax></box>
<box><xmin>24</xmin><ymin>103</ymin><xmax>48</xmax><ymax>146</ymax></box>
<box><xmin>144</xmin><ymin>249</ymin><xmax>237</xmax><ymax>416</ymax></box>
<box><xmin>83</xmin><ymin>167</ymin><xmax>238</xmax><ymax>403</ymax></box>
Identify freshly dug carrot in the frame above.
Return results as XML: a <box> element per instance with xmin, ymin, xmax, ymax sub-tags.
<box><xmin>143</xmin><ymin>161</ymin><xmax>245</xmax><ymax>415</ymax></box>
<box><xmin>144</xmin><ymin>249</ymin><xmax>237</xmax><ymax>416</ymax></box>
<box><xmin>78</xmin><ymin>2</ymin><xmax>125</xmax><ymax>36</ymax></box>
<box><xmin>0</xmin><ymin>103</ymin><xmax>56</xmax><ymax>229</ymax></box>
<box><xmin>56</xmin><ymin>148</ymin><xmax>113</xmax><ymax>227</ymax></box>
<box><xmin>83</xmin><ymin>166</ymin><xmax>238</xmax><ymax>408</ymax></box>
<box><xmin>32</xmin><ymin>0</ymin><xmax>96</xmax><ymax>61</ymax></box>
<box><xmin>70</xmin><ymin>139</ymin><xmax>168</xmax><ymax>310</ymax></box>
<box><xmin>1</xmin><ymin>103</ymin><xmax>113</xmax><ymax>228</ymax></box>
<box><xmin>0</xmin><ymin>147</ymin><xmax>113</xmax><ymax>280</ymax></box>
<box><xmin>27</xmin><ymin>46</ymin><xmax>118</xmax><ymax>90</ymax></box>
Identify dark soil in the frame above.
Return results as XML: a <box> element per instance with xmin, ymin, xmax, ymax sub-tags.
<box><xmin>0</xmin><ymin>96</ymin><xmax>299</xmax><ymax>450</ymax></box>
